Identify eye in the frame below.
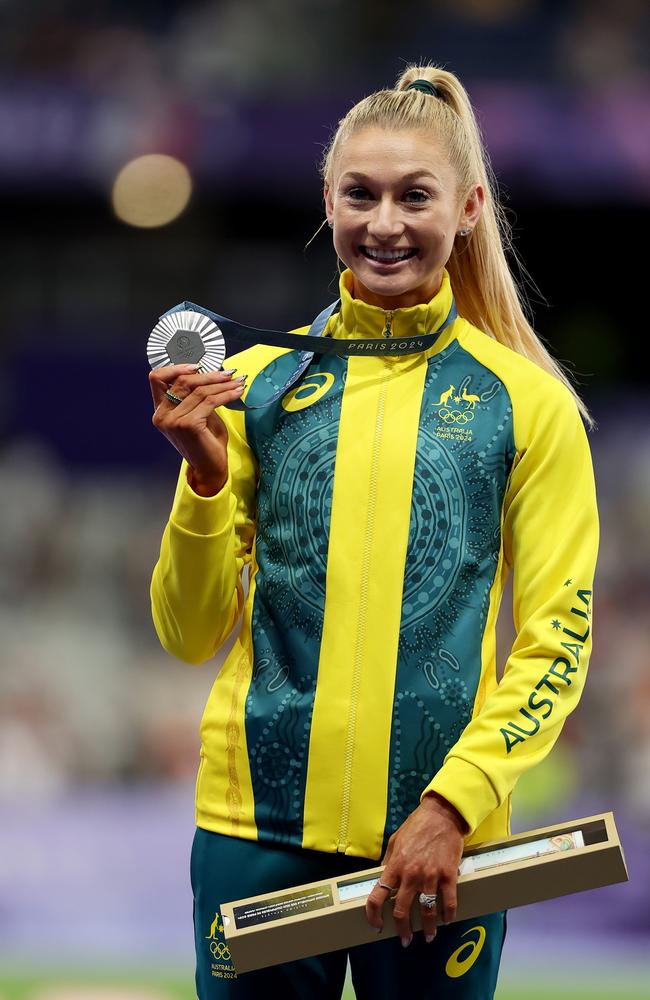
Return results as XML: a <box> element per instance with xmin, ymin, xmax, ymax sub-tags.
<box><xmin>405</xmin><ymin>189</ymin><xmax>428</xmax><ymax>202</ymax></box>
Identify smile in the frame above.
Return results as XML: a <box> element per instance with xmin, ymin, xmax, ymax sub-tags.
<box><xmin>360</xmin><ymin>246</ymin><xmax>419</xmax><ymax>263</ymax></box>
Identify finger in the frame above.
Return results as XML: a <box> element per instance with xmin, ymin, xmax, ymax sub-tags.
<box><xmin>151</xmin><ymin>387</ymin><xmax>246</xmax><ymax>445</ymax></box>
<box><xmin>148</xmin><ymin>363</ymin><xmax>203</xmax><ymax>407</ymax></box>
<box><xmin>364</xmin><ymin>879</ymin><xmax>395</xmax><ymax>931</ymax></box>
<box><xmin>149</xmin><ymin>366</ymin><xmax>236</xmax><ymax>408</ymax></box>
<box><xmin>150</xmin><ymin>367</ymin><xmax>237</xmax><ymax>409</ymax></box>
<box><xmin>164</xmin><ymin>377</ymin><xmax>247</xmax><ymax>417</ymax></box>
<box><xmin>381</xmin><ymin>840</ymin><xmax>394</xmax><ymax>868</ymax></box>
<box><xmin>438</xmin><ymin>873</ymin><xmax>458</xmax><ymax>926</ymax></box>
<box><xmin>391</xmin><ymin>882</ymin><xmax>416</xmax><ymax>947</ymax></box>
<box><xmin>151</xmin><ymin>371</ymin><xmax>241</xmax><ymax>411</ymax></box>
<box><xmin>419</xmin><ymin>886</ymin><xmax>440</xmax><ymax>943</ymax></box>
<box><xmin>156</xmin><ymin>384</ymin><xmax>246</xmax><ymax>428</ymax></box>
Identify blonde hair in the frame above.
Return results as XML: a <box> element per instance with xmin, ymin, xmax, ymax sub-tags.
<box><xmin>319</xmin><ymin>62</ymin><xmax>595</xmax><ymax>430</ymax></box>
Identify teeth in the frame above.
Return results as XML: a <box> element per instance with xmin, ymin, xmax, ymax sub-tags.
<box><xmin>364</xmin><ymin>247</ymin><xmax>415</xmax><ymax>261</ymax></box>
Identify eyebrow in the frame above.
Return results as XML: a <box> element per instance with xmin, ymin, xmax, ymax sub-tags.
<box><xmin>340</xmin><ymin>170</ymin><xmax>440</xmax><ymax>183</ymax></box>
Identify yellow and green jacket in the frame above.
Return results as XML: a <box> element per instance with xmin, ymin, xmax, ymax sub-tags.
<box><xmin>150</xmin><ymin>266</ymin><xmax>599</xmax><ymax>860</ymax></box>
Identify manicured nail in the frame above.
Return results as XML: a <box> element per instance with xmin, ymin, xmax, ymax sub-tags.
<box><xmin>180</xmin><ymin>363</ymin><xmax>201</xmax><ymax>371</ymax></box>
<box><xmin>401</xmin><ymin>935</ymin><xmax>412</xmax><ymax>948</ymax></box>
<box><xmin>425</xmin><ymin>933</ymin><xmax>436</xmax><ymax>943</ymax></box>
<box><xmin>222</xmin><ymin>368</ymin><xmax>237</xmax><ymax>375</ymax></box>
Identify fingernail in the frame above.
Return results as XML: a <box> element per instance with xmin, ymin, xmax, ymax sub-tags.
<box><xmin>180</xmin><ymin>363</ymin><xmax>201</xmax><ymax>371</ymax></box>
<box><xmin>425</xmin><ymin>933</ymin><xmax>436</xmax><ymax>943</ymax></box>
<box><xmin>375</xmin><ymin>926</ymin><xmax>383</xmax><ymax>934</ymax></box>
<box><xmin>401</xmin><ymin>935</ymin><xmax>412</xmax><ymax>948</ymax></box>
<box><xmin>222</xmin><ymin>368</ymin><xmax>237</xmax><ymax>375</ymax></box>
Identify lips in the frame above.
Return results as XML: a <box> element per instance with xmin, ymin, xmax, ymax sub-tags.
<box><xmin>360</xmin><ymin>246</ymin><xmax>419</xmax><ymax>263</ymax></box>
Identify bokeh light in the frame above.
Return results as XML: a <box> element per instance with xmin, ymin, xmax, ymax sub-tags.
<box><xmin>111</xmin><ymin>154</ymin><xmax>192</xmax><ymax>228</ymax></box>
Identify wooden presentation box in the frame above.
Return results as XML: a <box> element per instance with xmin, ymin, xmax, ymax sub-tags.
<box><xmin>221</xmin><ymin>812</ymin><xmax>627</xmax><ymax>974</ymax></box>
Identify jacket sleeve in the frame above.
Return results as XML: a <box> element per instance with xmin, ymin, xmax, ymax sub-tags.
<box><xmin>420</xmin><ymin>381</ymin><xmax>599</xmax><ymax>836</ymax></box>
<box><xmin>150</xmin><ymin>399</ymin><xmax>258</xmax><ymax>665</ymax></box>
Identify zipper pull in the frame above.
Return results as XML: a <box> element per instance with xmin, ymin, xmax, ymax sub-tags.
<box><xmin>383</xmin><ymin>310</ymin><xmax>394</xmax><ymax>338</ymax></box>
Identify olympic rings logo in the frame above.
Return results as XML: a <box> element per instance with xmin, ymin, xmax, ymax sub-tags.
<box><xmin>437</xmin><ymin>406</ymin><xmax>475</xmax><ymax>425</ymax></box>
<box><xmin>210</xmin><ymin>940</ymin><xmax>232</xmax><ymax>961</ymax></box>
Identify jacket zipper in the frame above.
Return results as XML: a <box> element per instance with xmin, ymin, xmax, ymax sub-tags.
<box><xmin>383</xmin><ymin>310</ymin><xmax>394</xmax><ymax>338</ymax></box>
<box><xmin>338</xmin><ymin>359</ymin><xmax>392</xmax><ymax>852</ymax></box>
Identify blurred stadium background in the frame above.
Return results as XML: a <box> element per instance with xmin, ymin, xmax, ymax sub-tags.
<box><xmin>1</xmin><ymin>0</ymin><xmax>649</xmax><ymax>997</ymax></box>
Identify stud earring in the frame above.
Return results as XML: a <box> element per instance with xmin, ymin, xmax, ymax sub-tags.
<box><xmin>458</xmin><ymin>227</ymin><xmax>472</xmax><ymax>236</ymax></box>
<box><xmin>328</xmin><ymin>220</ymin><xmax>333</xmax><ymax>228</ymax></box>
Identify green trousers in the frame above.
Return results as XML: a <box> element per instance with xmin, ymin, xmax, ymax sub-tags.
<box><xmin>191</xmin><ymin>827</ymin><xmax>507</xmax><ymax>999</ymax></box>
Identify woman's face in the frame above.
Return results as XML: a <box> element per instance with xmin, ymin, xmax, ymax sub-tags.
<box><xmin>324</xmin><ymin>127</ymin><xmax>483</xmax><ymax>310</ymax></box>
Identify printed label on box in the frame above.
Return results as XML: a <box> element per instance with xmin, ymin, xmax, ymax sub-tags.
<box><xmin>233</xmin><ymin>885</ymin><xmax>334</xmax><ymax>929</ymax></box>
<box><xmin>459</xmin><ymin>830</ymin><xmax>585</xmax><ymax>875</ymax></box>
<box><xmin>336</xmin><ymin>876</ymin><xmax>381</xmax><ymax>903</ymax></box>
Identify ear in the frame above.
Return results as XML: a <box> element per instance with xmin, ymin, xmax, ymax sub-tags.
<box><xmin>323</xmin><ymin>179</ymin><xmax>334</xmax><ymax>224</ymax></box>
<box><xmin>459</xmin><ymin>183</ymin><xmax>484</xmax><ymax>230</ymax></box>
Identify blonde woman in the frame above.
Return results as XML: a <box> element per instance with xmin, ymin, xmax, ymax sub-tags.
<box><xmin>149</xmin><ymin>63</ymin><xmax>599</xmax><ymax>999</ymax></box>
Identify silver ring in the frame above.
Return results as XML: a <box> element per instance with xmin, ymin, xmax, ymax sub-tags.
<box><xmin>378</xmin><ymin>881</ymin><xmax>396</xmax><ymax>893</ymax></box>
<box><xmin>418</xmin><ymin>892</ymin><xmax>438</xmax><ymax>909</ymax></box>
<box><xmin>165</xmin><ymin>389</ymin><xmax>184</xmax><ymax>405</ymax></box>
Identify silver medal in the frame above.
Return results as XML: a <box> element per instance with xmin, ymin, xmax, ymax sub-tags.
<box><xmin>147</xmin><ymin>309</ymin><xmax>226</xmax><ymax>373</ymax></box>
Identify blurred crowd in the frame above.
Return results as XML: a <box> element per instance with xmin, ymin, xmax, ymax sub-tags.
<box><xmin>1</xmin><ymin>0</ymin><xmax>647</xmax><ymax>91</ymax></box>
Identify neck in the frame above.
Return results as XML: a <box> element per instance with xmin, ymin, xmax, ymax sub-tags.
<box><xmin>349</xmin><ymin>269</ymin><xmax>444</xmax><ymax>310</ymax></box>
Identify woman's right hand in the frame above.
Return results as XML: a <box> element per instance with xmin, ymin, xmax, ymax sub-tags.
<box><xmin>149</xmin><ymin>363</ymin><xmax>247</xmax><ymax>496</ymax></box>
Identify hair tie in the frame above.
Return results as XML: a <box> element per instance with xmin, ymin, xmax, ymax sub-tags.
<box><xmin>406</xmin><ymin>79</ymin><xmax>440</xmax><ymax>98</ymax></box>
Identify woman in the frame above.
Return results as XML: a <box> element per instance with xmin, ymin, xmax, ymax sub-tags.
<box><xmin>149</xmin><ymin>64</ymin><xmax>599</xmax><ymax>999</ymax></box>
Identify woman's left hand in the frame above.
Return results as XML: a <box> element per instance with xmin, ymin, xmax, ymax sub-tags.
<box><xmin>365</xmin><ymin>792</ymin><xmax>468</xmax><ymax>947</ymax></box>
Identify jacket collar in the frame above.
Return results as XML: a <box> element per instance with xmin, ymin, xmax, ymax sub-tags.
<box><xmin>325</xmin><ymin>267</ymin><xmax>459</xmax><ymax>358</ymax></box>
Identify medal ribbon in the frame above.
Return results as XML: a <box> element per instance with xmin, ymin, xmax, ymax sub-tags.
<box><xmin>160</xmin><ymin>295</ymin><xmax>458</xmax><ymax>411</ymax></box>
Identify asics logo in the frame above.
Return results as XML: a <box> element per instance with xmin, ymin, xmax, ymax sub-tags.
<box><xmin>282</xmin><ymin>372</ymin><xmax>335</xmax><ymax>412</ymax></box>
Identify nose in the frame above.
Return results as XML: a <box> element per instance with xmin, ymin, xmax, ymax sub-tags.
<box><xmin>366</xmin><ymin>195</ymin><xmax>405</xmax><ymax>242</ymax></box>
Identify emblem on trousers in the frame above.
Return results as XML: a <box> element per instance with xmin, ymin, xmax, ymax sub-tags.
<box><xmin>206</xmin><ymin>911</ymin><xmax>232</xmax><ymax>962</ymax></box>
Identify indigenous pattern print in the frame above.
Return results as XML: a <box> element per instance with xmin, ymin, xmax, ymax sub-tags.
<box><xmin>385</xmin><ymin>345</ymin><xmax>515</xmax><ymax>838</ymax></box>
<box><xmin>244</xmin><ymin>353</ymin><xmax>346</xmax><ymax>844</ymax></box>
